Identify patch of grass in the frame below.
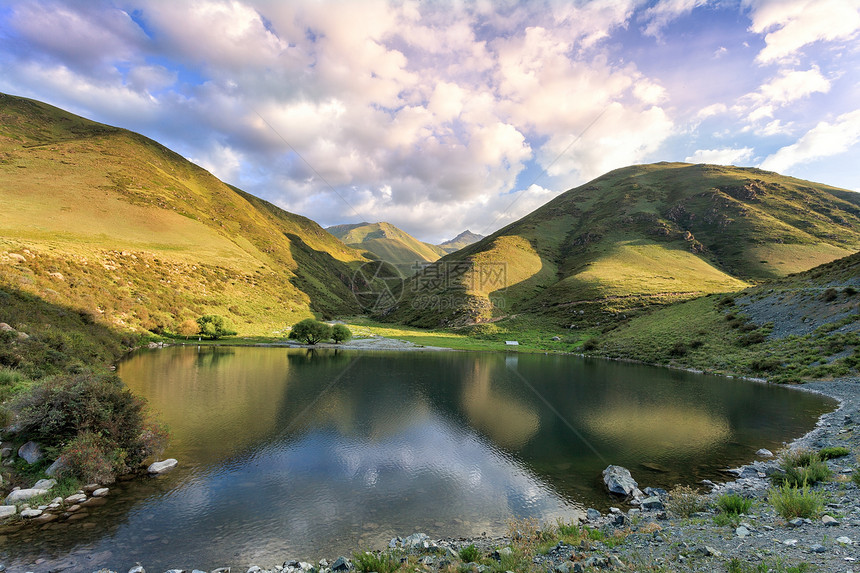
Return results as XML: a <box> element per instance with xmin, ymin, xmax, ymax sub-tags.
<box><xmin>769</xmin><ymin>483</ymin><xmax>826</xmax><ymax>519</ymax></box>
<box><xmin>728</xmin><ymin>557</ymin><xmax>815</xmax><ymax>573</ymax></box>
<box><xmin>458</xmin><ymin>544</ymin><xmax>480</xmax><ymax>563</ymax></box>
<box><xmin>716</xmin><ymin>493</ymin><xmax>753</xmax><ymax>516</ymax></box>
<box><xmin>666</xmin><ymin>484</ymin><xmax>706</xmax><ymax>518</ymax></box>
<box><xmin>818</xmin><ymin>446</ymin><xmax>850</xmax><ymax>460</ymax></box>
<box><xmin>774</xmin><ymin>450</ymin><xmax>833</xmax><ymax>487</ymax></box>
<box><xmin>353</xmin><ymin>550</ymin><xmax>402</xmax><ymax>573</ymax></box>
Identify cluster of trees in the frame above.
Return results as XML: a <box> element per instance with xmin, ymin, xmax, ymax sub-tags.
<box><xmin>289</xmin><ymin>319</ymin><xmax>351</xmax><ymax>345</ymax></box>
<box><xmin>175</xmin><ymin>315</ymin><xmax>237</xmax><ymax>340</ymax></box>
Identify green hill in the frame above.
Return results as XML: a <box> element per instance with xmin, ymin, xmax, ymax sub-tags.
<box><xmin>595</xmin><ymin>250</ymin><xmax>860</xmax><ymax>382</ymax></box>
<box><xmin>390</xmin><ymin>162</ymin><xmax>860</xmax><ymax>327</ymax></box>
<box><xmin>438</xmin><ymin>230</ymin><xmax>485</xmax><ymax>253</ymax></box>
<box><xmin>0</xmin><ymin>93</ymin><xmax>370</xmax><ymax>337</ymax></box>
<box><xmin>327</xmin><ymin>221</ymin><xmax>446</xmax><ymax>275</ymax></box>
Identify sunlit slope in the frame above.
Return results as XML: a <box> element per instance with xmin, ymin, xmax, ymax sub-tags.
<box><xmin>0</xmin><ymin>93</ymin><xmax>369</xmax><ymax>335</ymax></box>
<box><xmin>392</xmin><ymin>162</ymin><xmax>860</xmax><ymax>327</ymax></box>
<box><xmin>327</xmin><ymin>221</ymin><xmax>446</xmax><ymax>275</ymax></box>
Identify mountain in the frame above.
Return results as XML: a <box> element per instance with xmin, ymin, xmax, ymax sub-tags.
<box><xmin>0</xmin><ymin>93</ymin><xmax>371</xmax><ymax>336</ymax></box>
<box><xmin>389</xmin><ymin>162</ymin><xmax>860</xmax><ymax>327</ymax></box>
<box><xmin>326</xmin><ymin>221</ymin><xmax>446</xmax><ymax>275</ymax></box>
<box><xmin>438</xmin><ymin>230</ymin><xmax>485</xmax><ymax>253</ymax></box>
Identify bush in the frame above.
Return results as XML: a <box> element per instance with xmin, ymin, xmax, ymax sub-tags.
<box><xmin>11</xmin><ymin>371</ymin><xmax>168</xmax><ymax>478</ymax></box>
<box><xmin>176</xmin><ymin>319</ymin><xmax>199</xmax><ymax>338</ymax></box>
<box><xmin>458</xmin><ymin>544</ymin><xmax>481</xmax><ymax>562</ymax></box>
<box><xmin>331</xmin><ymin>324</ymin><xmax>352</xmax><ymax>344</ymax></box>
<box><xmin>56</xmin><ymin>431</ymin><xmax>114</xmax><ymax>484</ymax></box>
<box><xmin>717</xmin><ymin>493</ymin><xmax>753</xmax><ymax>516</ymax></box>
<box><xmin>818</xmin><ymin>446</ymin><xmax>850</xmax><ymax>460</ymax></box>
<box><xmin>290</xmin><ymin>318</ymin><xmax>332</xmax><ymax>345</ymax></box>
<box><xmin>666</xmin><ymin>484</ymin><xmax>706</xmax><ymax>517</ymax></box>
<box><xmin>196</xmin><ymin>315</ymin><xmax>237</xmax><ymax>339</ymax></box>
<box><xmin>769</xmin><ymin>483</ymin><xmax>825</xmax><ymax>519</ymax></box>
<box><xmin>353</xmin><ymin>551</ymin><xmax>400</xmax><ymax>573</ymax></box>
<box><xmin>774</xmin><ymin>449</ymin><xmax>832</xmax><ymax>487</ymax></box>
<box><xmin>581</xmin><ymin>338</ymin><xmax>599</xmax><ymax>352</ymax></box>
<box><xmin>823</xmin><ymin>288</ymin><xmax>838</xmax><ymax>302</ymax></box>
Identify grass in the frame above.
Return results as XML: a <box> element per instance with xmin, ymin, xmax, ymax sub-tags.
<box><xmin>716</xmin><ymin>493</ymin><xmax>753</xmax><ymax>516</ymax></box>
<box><xmin>353</xmin><ymin>550</ymin><xmax>403</xmax><ymax>573</ymax></box>
<box><xmin>769</xmin><ymin>483</ymin><xmax>826</xmax><ymax>519</ymax></box>
<box><xmin>665</xmin><ymin>485</ymin><xmax>707</xmax><ymax>518</ymax></box>
<box><xmin>773</xmin><ymin>450</ymin><xmax>833</xmax><ymax>487</ymax></box>
<box><xmin>728</xmin><ymin>557</ymin><xmax>815</xmax><ymax>573</ymax></box>
<box><xmin>818</xmin><ymin>446</ymin><xmax>850</xmax><ymax>460</ymax></box>
<box><xmin>458</xmin><ymin>544</ymin><xmax>480</xmax><ymax>563</ymax></box>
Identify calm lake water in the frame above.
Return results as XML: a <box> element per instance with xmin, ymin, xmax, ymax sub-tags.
<box><xmin>0</xmin><ymin>347</ymin><xmax>835</xmax><ymax>571</ymax></box>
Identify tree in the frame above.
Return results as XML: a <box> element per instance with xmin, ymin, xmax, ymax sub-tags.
<box><xmin>196</xmin><ymin>315</ymin><xmax>237</xmax><ymax>339</ymax></box>
<box><xmin>331</xmin><ymin>324</ymin><xmax>352</xmax><ymax>343</ymax></box>
<box><xmin>177</xmin><ymin>319</ymin><xmax>199</xmax><ymax>339</ymax></box>
<box><xmin>290</xmin><ymin>318</ymin><xmax>332</xmax><ymax>344</ymax></box>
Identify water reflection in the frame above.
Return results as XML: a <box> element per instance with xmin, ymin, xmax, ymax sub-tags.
<box><xmin>0</xmin><ymin>347</ymin><xmax>834</xmax><ymax>572</ymax></box>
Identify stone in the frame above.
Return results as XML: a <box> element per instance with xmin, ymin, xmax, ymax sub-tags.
<box><xmin>736</xmin><ymin>526</ymin><xmax>750</xmax><ymax>538</ymax></box>
<box><xmin>641</xmin><ymin>496</ymin><xmax>664</xmax><ymax>510</ymax></box>
<box><xmin>147</xmin><ymin>458</ymin><xmax>178</xmax><ymax>474</ymax></box>
<box><xmin>45</xmin><ymin>457</ymin><xmax>69</xmax><ymax>477</ymax></box>
<box><xmin>20</xmin><ymin>508</ymin><xmax>43</xmax><ymax>518</ymax></box>
<box><xmin>4</xmin><ymin>488</ymin><xmax>49</xmax><ymax>504</ymax></box>
<box><xmin>331</xmin><ymin>557</ymin><xmax>352</xmax><ymax>572</ymax></box>
<box><xmin>402</xmin><ymin>533</ymin><xmax>430</xmax><ymax>550</ymax></box>
<box><xmin>246</xmin><ymin>569</ymin><xmax>262</xmax><ymax>573</ymax></box>
<box><xmin>837</xmin><ymin>536</ymin><xmax>853</xmax><ymax>545</ymax></box>
<box><xmin>64</xmin><ymin>493</ymin><xmax>87</xmax><ymax>504</ymax></box>
<box><xmin>127</xmin><ymin>568</ymin><xmax>146</xmax><ymax>573</ymax></box>
<box><xmin>783</xmin><ymin>539</ymin><xmax>798</xmax><ymax>546</ymax></box>
<box><xmin>0</xmin><ymin>505</ymin><xmax>16</xmax><ymax>519</ymax></box>
<box><xmin>211</xmin><ymin>569</ymin><xmax>231</xmax><ymax>573</ymax></box>
<box><xmin>810</xmin><ymin>544</ymin><xmax>826</xmax><ymax>553</ymax></box>
<box><xmin>92</xmin><ymin>487</ymin><xmax>110</xmax><ymax>497</ymax></box>
<box><xmin>602</xmin><ymin>465</ymin><xmax>642</xmax><ymax>498</ymax></box>
<box><xmin>700</xmin><ymin>546</ymin><xmax>721</xmax><ymax>557</ymax></box>
<box><xmin>756</xmin><ymin>448</ymin><xmax>774</xmax><ymax>457</ymax></box>
<box><xmin>493</xmin><ymin>547</ymin><xmax>513</xmax><ymax>560</ymax></box>
<box><xmin>17</xmin><ymin>441</ymin><xmax>43</xmax><ymax>464</ymax></box>
<box><xmin>32</xmin><ymin>478</ymin><xmax>56</xmax><ymax>490</ymax></box>
<box><xmin>83</xmin><ymin>483</ymin><xmax>102</xmax><ymax>493</ymax></box>
<box><xmin>0</xmin><ymin>446</ymin><xmax>11</xmax><ymax>458</ymax></box>
<box><xmin>822</xmin><ymin>515</ymin><xmax>839</xmax><ymax>526</ymax></box>
<box><xmin>586</xmin><ymin>508</ymin><xmax>601</xmax><ymax>521</ymax></box>
<box><xmin>643</xmin><ymin>487</ymin><xmax>667</xmax><ymax>497</ymax></box>
<box><xmin>607</xmin><ymin>555</ymin><xmax>625</xmax><ymax>569</ymax></box>
<box><xmin>788</xmin><ymin>518</ymin><xmax>804</xmax><ymax>527</ymax></box>
<box><xmin>554</xmin><ymin>563</ymin><xmax>571</xmax><ymax>573</ymax></box>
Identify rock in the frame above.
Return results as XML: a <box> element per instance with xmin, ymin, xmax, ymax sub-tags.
<box><xmin>788</xmin><ymin>518</ymin><xmax>804</xmax><ymax>527</ymax></box>
<box><xmin>586</xmin><ymin>508</ymin><xmax>601</xmax><ymax>521</ymax></box>
<box><xmin>83</xmin><ymin>483</ymin><xmax>102</xmax><ymax>494</ymax></box>
<box><xmin>643</xmin><ymin>487</ymin><xmax>667</xmax><ymax>497</ymax></box>
<box><xmin>92</xmin><ymin>487</ymin><xmax>110</xmax><ymax>497</ymax></box>
<box><xmin>147</xmin><ymin>458</ymin><xmax>178</xmax><ymax>474</ymax></box>
<box><xmin>45</xmin><ymin>457</ymin><xmax>69</xmax><ymax>477</ymax></box>
<box><xmin>756</xmin><ymin>448</ymin><xmax>774</xmax><ymax>457</ymax></box>
<box><xmin>402</xmin><ymin>532</ymin><xmax>430</xmax><ymax>550</ymax></box>
<box><xmin>0</xmin><ymin>505</ymin><xmax>16</xmax><ymax>519</ymax></box>
<box><xmin>810</xmin><ymin>544</ymin><xmax>826</xmax><ymax>553</ymax></box>
<box><xmin>607</xmin><ymin>555</ymin><xmax>625</xmax><ymax>569</ymax></box>
<box><xmin>4</xmin><ymin>488</ymin><xmax>49</xmax><ymax>504</ymax></box>
<box><xmin>0</xmin><ymin>323</ymin><xmax>13</xmax><ymax>332</ymax></box>
<box><xmin>20</xmin><ymin>508</ymin><xmax>43</xmax><ymax>518</ymax></box>
<box><xmin>735</xmin><ymin>526</ymin><xmax>750</xmax><ymax>538</ymax></box>
<box><xmin>551</xmin><ymin>336</ymin><xmax>561</xmax><ymax>341</ymax></box>
<box><xmin>64</xmin><ymin>493</ymin><xmax>87</xmax><ymax>504</ymax></box>
<box><xmin>17</xmin><ymin>441</ymin><xmax>43</xmax><ymax>464</ymax></box>
<box><xmin>836</xmin><ymin>536</ymin><xmax>853</xmax><ymax>545</ymax></box>
<box><xmin>640</xmin><ymin>496</ymin><xmax>664</xmax><ymax>510</ymax></box>
<box><xmin>0</xmin><ymin>446</ymin><xmax>11</xmax><ymax>458</ymax></box>
<box><xmin>700</xmin><ymin>546</ymin><xmax>721</xmax><ymax>557</ymax></box>
<box><xmin>602</xmin><ymin>465</ymin><xmax>642</xmax><ymax>498</ymax></box>
<box><xmin>331</xmin><ymin>557</ymin><xmax>352</xmax><ymax>572</ymax></box>
<box><xmin>783</xmin><ymin>539</ymin><xmax>798</xmax><ymax>546</ymax></box>
<box><xmin>127</xmin><ymin>565</ymin><xmax>146</xmax><ymax>573</ymax></box>
<box><xmin>493</xmin><ymin>547</ymin><xmax>513</xmax><ymax>560</ymax></box>
<box><xmin>211</xmin><ymin>569</ymin><xmax>231</xmax><ymax>573</ymax></box>
<box><xmin>554</xmin><ymin>563</ymin><xmax>571</xmax><ymax>573</ymax></box>
<box><xmin>821</xmin><ymin>515</ymin><xmax>839</xmax><ymax>526</ymax></box>
<box><xmin>32</xmin><ymin>478</ymin><xmax>56</xmax><ymax>490</ymax></box>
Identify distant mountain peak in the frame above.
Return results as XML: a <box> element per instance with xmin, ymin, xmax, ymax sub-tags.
<box><xmin>438</xmin><ymin>230</ymin><xmax>485</xmax><ymax>253</ymax></box>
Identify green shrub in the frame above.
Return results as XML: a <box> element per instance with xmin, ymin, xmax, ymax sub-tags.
<box><xmin>782</xmin><ymin>449</ymin><xmax>817</xmax><ymax>468</ymax></box>
<box><xmin>769</xmin><ymin>483</ymin><xmax>825</xmax><ymax>519</ymax></box>
<box><xmin>196</xmin><ymin>315</ymin><xmax>237</xmax><ymax>339</ymax></box>
<box><xmin>823</xmin><ymin>288</ymin><xmax>838</xmax><ymax>302</ymax></box>
<box><xmin>331</xmin><ymin>324</ymin><xmax>352</xmax><ymax>344</ymax></box>
<box><xmin>289</xmin><ymin>318</ymin><xmax>332</xmax><ymax>345</ymax></box>
<box><xmin>666</xmin><ymin>484</ymin><xmax>706</xmax><ymax>517</ymax></box>
<box><xmin>459</xmin><ymin>544</ymin><xmax>481</xmax><ymax>563</ymax></box>
<box><xmin>353</xmin><ymin>551</ymin><xmax>400</xmax><ymax>573</ymax></box>
<box><xmin>581</xmin><ymin>338</ymin><xmax>598</xmax><ymax>351</ymax></box>
<box><xmin>818</xmin><ymin>446</ymin><xmax>850</xmax><ymax>460</ymax></box>
<box><xmin>774</xmin><ymin>450</ymin><xmax>832</xmax><ymax>487</ymax></box>
<box><xmin>717</xmin><ymin>493</ymin><xmax>753</xmax><ymax>516</ymax></box>
<box><xmin>56</xmin><ymin>430</ymin><xmax>114</xmax><ymax>483</ymax></box>
<box><xmin>852</xmin><ymin>472</ymin><xmax>860</xmax><ymax>487</ymax></box>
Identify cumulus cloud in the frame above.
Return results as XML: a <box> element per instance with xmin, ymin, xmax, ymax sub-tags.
<box><xmin>641</xmin><ymin>0</ymin><xmax>710</xmax><ymax>38</ymax></box>
<box><xmin>745</xmin><ymin>0</ymin><xmax>860</xmax><ymax>63</ymax></box>
<box><xmin>685</xmin><ymin>147</ymin><xmax>754</xmax><ymax>165</ymax></box>
<box><xmin>760</xmin><ymin>109</ymin><xmax>860</xmax><ymax>172</ymax></box>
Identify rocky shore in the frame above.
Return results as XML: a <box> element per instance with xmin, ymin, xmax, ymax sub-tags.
<box><xmin>2</xmin><ymin>377</ymin><xmax>855</xmax><ymax>573</ymax></box>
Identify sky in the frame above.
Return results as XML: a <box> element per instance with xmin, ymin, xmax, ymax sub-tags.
<box><xmin>1</xmin><ymin>0</ymin><xmax>859</xmax><ymax>243</ymax></box>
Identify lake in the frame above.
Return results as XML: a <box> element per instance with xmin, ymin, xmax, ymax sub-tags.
<box><xmin>0</xmin><ymin>346</ymin><xmax>835</xmax><ymax>571</ymax></box>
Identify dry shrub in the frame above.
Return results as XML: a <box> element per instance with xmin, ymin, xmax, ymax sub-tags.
<box><xmin>666</xmin><ymin>484</ymin><xmax>706</xmax><ymax>517</ymax></box>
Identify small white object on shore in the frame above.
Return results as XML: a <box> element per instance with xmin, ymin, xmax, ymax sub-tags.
<box><xmin>148</xmin><ymin>458</ymin><xmax>178</xmax><ymax>474</ymax></box>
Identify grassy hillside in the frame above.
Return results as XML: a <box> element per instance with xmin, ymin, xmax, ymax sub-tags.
<box><xmin>438</xmin><ymin>230</ymin><xmax>485</xmax><ymax>253</ymax></box>
<box><xmin>327</xmin><ymin>221</ymin><xmax>446</xmax><ymax>275</ymax></box>
<box><xmin>595</xmin><ymin>251</ymin><xmax>860</xmax><ymax>382</ymax></box>
<box><xmin>0</xmin><ymin>93</ymin><xmax>371</xmax><ymax>337</ymax></box>
<box><xmin>389</xmin><ymin>162</ymin><xmax>860</xmax><ymax>328</ymax></box>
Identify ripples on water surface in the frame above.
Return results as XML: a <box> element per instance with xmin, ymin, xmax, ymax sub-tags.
<box><xmin>0</xmin><ymin>347</ymin><xmax>834</xmax><ymax>571</ymax></box>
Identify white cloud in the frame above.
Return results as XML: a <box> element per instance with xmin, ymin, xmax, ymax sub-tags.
<box><xmin>685</xmin><ymin>147</ymin><xmax>754</xmax><ymax>165</ymax></box>
<box><xmin>746</xmin><ymin>0</ymin><xmax>860</xmax><ymax>63</ymax></box>
<box><xmin>760</xmin><ymin>109</ymin><xmax>860</xmax><ymax>172</ymax></box>
<box><xmin>641</xmin><ymin>0</ymin><xmax>709</xmax><ymax>38</ymax></box>
<box><xmin>758</xmin><ymin>67</ymin><xmax>831</xmax><ymax>104</ymax></box>
<box><xmin>697</xmin><ymin>103</ymin><xmax>728</xmax><ymax>119</ymax></box>
<box><xmin>188</xmin><ymin>142</ymin><xmax>244</xmax><ymax>183</ymax></box>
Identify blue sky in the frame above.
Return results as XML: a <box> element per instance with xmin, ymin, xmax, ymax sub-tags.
<box><xmin>1</xmin><ymin>0</ymin><xmax>858</xmax><ymax>243</ymax></box>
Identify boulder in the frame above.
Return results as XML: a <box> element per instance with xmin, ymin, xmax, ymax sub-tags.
<box><xmin>586</xmin><ymin>508</ymin><xmax>601</xmax><ymax>521</ymax></box>
<box><xmin>32</xmin><ymin>478</ymin><xmax>56</xmax><ymax>490</ymax></box>
<box><xmin>0</xmin><ymin>505</ymin><xmax>16</xmax><ymax>519</ymax></box>
<box><xmin>148</xmin><ymin>458</ymin><xmax>178</xmax><ymax>474</ymax></box>
<box><xmin>18</xmin><ymin>441</ymin><xmax>43</xmax><ymax>464</ymax></box>
<box><xmin>640</xmin><ymin>496</ymin><xmax>664</xmax><ymax>510</ymax></box>
<box><xmin>4</xmin><ymin>488</ymin><xmax>49</xmax><ymax>504</ymax></box>
<box><xmin>20</xmin><ymin>508</ymin><xmax>43</xmax><ymax>518</ymax></box>
<box><xmin>64</xmin><ymin>493</ymin><xmax>87</xmax><ymax>505</ymax></box>
<box><xmin>756</xmin><ymin>448</ymin><xmax>774</xmax><ymax>457</ymax></box>
<box><xmin>45</xmin><ymin>457</ymin><xmax>69</xmax><ymax>477</ymax></box>
<box><xmin>602</xmin><ymin>465</ymin><xmax>642</xmax><ymax>498</ymax></box>
<box><xmin>93</xmin><ymin>487</ymin><xmax>110</xmax><ymax>497</ymax></box>
<box><xmin>331</xmin><ymin>557</ymin><xmax>352</xmax><ymax>572</ymax></box>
